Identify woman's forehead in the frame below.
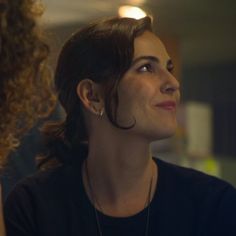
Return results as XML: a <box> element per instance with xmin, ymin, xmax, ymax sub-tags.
<box><xmin>133</xmin><ymin>31</ymin><xmax>170</xmax><ymax>62</ymax></box>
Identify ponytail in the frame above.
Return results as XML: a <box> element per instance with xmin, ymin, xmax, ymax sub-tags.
<box><xmin>38</xmin><ymin>105</ymin><xmax>88</xmax><ymax>169</ymax></box>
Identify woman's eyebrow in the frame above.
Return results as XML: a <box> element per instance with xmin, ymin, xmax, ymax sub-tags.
<box><xmin>131</xmin><ymin>56</ymin><xmax>160</xmax><ymax>66</ymax></box>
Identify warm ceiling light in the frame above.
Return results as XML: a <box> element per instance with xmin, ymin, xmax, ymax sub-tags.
<box><xmin>118</xmin><ymin>5</ymin><xmax>147</xmax><ymax>19</ymax></box>
<box><xmin>128</xmin><ymin>0</ymin><xmax>146</xmax><ymax>5</ymax></box>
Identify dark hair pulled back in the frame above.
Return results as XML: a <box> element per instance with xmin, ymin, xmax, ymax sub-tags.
<box><xmin>39</xmin><ymin>16</ymin><xmax>153</xmax><ymax>169</ymax></box>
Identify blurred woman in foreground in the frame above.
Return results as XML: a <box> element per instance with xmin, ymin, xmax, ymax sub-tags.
<box><xmin>0</xmin><ymin>0</ymin><xmax>56</xmax><ymax>234</ymax></box>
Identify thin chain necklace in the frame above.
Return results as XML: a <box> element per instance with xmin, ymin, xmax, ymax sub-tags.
<box><xmin>84</xmin><ymin>159</ymin><xmax>154</xmax><ymax>236</ymax></box>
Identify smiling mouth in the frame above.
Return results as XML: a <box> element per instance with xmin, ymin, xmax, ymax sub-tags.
<box><xmin>155</xmin><ymin>101</ymin><xmax>177</xmax><ymax>111</ymax></box>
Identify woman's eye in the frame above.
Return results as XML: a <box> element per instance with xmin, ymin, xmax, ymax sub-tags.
<box><xmin>137</xmin><ymin>64</ymin><xmax>153</xmax><ymax>73</ymax></box>
<box><xmin>167</xmin><ymin>66</ymin><xmax>174</xmax><ymax>74</ymax></box>
<box><xmin>167</xmin><ymin>62</ymin><xmax>174</xmax><ymax>74</ymax></box>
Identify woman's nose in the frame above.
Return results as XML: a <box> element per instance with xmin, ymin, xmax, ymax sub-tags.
<box><xmin>161</xmin><ymin>72</ymin><xmax>180</xmax><ymax>94</ymax></box>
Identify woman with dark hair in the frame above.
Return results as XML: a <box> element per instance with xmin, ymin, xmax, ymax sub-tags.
<box><xmin>0</xmin><ymin>0</ymin><xmax>56</xmax><ymax>234</ymax></box>
<box><xmin>4</xmin><ymin>16</ymin><xmax>236</xmax><ymax>236</ymax></box>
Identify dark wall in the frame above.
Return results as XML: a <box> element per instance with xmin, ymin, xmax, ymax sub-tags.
<box><xmin>182</xmin><ymin>62</ymin><xmax>236</xmax><ymax>158</ymax></box>
<box><xmin>182</xmin><ymin>62</ymin><xmax>236</xmax><ymax>103</ymax></box>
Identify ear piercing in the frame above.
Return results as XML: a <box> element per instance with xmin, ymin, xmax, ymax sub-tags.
<box><xmin>98</xmin><ymin>108</ymin><xmax>104</xmax><ymax>117</ymax></box>
<box><xmin>90</xmin><ymin>104</ymin><xmax>104</xmax><ymax>117</ymax></box>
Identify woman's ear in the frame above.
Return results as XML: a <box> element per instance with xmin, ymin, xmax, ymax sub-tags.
<box><xmin>76</xmin><ymin>79</ymin><xmax>104</xmax><ymax>115</ymax></box>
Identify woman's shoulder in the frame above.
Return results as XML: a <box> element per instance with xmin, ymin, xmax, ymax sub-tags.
<box><xmin>14</xmin><ymin>166</ymin><xmax>65</xmax><ymax>190</ymax></box>
<box><xmin>154</xmin><ymin>157</ymin><xmax>236</xmax><ymax>199</ymax></box>
<box><xmin>5</xmin><ymin>164</ymin><xmax>80</xmax><ymax>204</ymax></box>
<box><xmin>153</xmin><ymin>157</ymin><xmax>236</xmax><ymax>235</ymax></box>
<box><xmin>3</xmin><ymin>164</ymin><xmax>85</xmax><ymax>235</ymax></box>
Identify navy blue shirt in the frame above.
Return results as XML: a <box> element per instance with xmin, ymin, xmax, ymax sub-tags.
<box><xmin>4</xmin><ymin>158</ymin><xmax>236</xmax><ymax>236</ymax></box>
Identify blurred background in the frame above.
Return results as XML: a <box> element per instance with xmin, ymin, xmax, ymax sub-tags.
<box><xmin>43</xmin><ymin>0</ymin><xmax>236</xmax><ymax>185</ymax></box>
<box><xmin>2</xmin><ymin>0</ymin><xmax>236</xmax><ymax>196</ymax></box>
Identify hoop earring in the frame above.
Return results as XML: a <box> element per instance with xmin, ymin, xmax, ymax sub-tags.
<box><xmin>98</xmin><ymin>108</ymin><xmax>104</xmax><ymax>117</ymax></box>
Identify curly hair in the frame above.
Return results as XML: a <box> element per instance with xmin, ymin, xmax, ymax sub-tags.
<box><xmin>0</xmin><ymin>0</ymin><xmax>56</xmax><ymax>168</ymax></box>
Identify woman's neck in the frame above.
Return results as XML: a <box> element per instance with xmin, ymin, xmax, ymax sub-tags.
<box><xmin>82</xmin><ymin>133</ymin><xmax>158</xmax><ymax>217</ymax></box>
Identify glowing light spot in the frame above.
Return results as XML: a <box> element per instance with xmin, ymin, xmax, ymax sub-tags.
<box><xmin>118</xmin><ymin>5</ymin><xmax>147</xmax><ymax>19</ymax></box>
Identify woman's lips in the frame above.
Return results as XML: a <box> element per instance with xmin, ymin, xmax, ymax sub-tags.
<box><xmin>155</xmin><ymin>101</ymin><xmax>177</xmax><ymax>111</ymax></box>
